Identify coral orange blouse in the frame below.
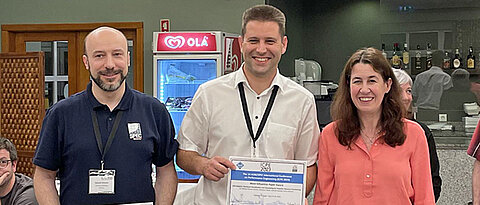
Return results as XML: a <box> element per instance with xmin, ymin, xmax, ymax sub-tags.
<box><xmin>313</xmin><ymin>119</ymin><xmax>435</xmax><ymax>205</ymax></box>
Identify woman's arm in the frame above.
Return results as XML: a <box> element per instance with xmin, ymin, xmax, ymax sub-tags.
<box><xmin>313</xmin><ymin>126</ymin><xmax>335</xmax><ymax>205</ymax></box>
<box><xmin>410</xmin><ymin>127</ymin><xmax>436</xmax><ymax>204</ymax></box>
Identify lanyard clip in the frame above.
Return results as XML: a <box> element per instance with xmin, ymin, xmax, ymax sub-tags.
<box><xmin>101</xmin><ymin>160</ymin><xmax>104</xmax><ymax>170</ymax></box>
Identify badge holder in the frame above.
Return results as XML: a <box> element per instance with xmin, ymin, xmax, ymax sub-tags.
<box><xmin>89</xmin><ymin>110</ymin><xmax>123</xmax><ymax>195</ymax></box>
<box><xmin>89</xmin><ymin>161</ymin><xmax>116</xmax><ymax>194</ymax></box>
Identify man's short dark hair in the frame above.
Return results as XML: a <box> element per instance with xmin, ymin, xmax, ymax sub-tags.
<box><xmin>470</xmin><ymin>73</ymin><xmax>480</xmax><ymax>83</ymax></box>
<box><xmin>0</xmin><ymin>137</ymin><xmax>17</xmax><ymax>161</ymax></box>
<box><xmin>431</xmin><ymin>50</ymin><xmax>445</xmax><ymax>67</ymax></box>
<box><xmin>241</xmin><ymin>5</ymin><xmax>286</xmax><ymax>37</ymax></box>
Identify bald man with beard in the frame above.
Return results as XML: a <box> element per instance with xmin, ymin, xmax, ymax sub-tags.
<box><xmin>33</xmin><ymin>27</ymin><xmax>178</xmax><ymax>205</ymax></box>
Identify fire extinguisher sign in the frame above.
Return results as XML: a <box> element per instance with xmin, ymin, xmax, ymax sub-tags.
<box><xmin>160</xmin><ymin>19</ymin><xmax>170</xmax><ymax>32</ymax></box>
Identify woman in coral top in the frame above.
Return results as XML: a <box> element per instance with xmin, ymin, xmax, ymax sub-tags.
<box><xmin>313</xmin><ymin>47</ymin><xmax>435</xmax><ymax>205</ymax></box>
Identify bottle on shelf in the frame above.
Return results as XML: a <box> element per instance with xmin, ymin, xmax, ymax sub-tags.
<box><xmin>392</xmin><ymin>43</ymin><xmax>401</xmax><ymax>69</ymax></box>
<box><xmin>467</xmin><ymin>46</ymin><xmax>475</xmax><ymax>69</ymax></box>
<box><xmin>426</xmin><ymin>43</ymin><xmax>432</xmax><ymax>69</ymax></box>
<box><xmin>443</xmin><ymin>51</ymin><xmax>451</xmax><ymax>70</ymax></box>
<box><xmin>415</xmin><ymin>44</ymin><xmax>422</xmax><ymax>70</ymax></box>
<box><xmin>452</xmin><ymin>48</ymin><xmax>462</xmax><ymax>69</ymax></box>
<box><xmin>381</xmin><ymin>43</ymin><xmax>387</xmax><ymax>60</ymax></box>
<box><xmin>402</xmin><ymin>42</ymin><xmax>409</xmax><ymax>70</ymax></box>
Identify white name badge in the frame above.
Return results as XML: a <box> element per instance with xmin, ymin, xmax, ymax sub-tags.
<box><xmin>89</xmin><ymin>169</ymin><xmax>115</xmax><ymax>194</ymax></box>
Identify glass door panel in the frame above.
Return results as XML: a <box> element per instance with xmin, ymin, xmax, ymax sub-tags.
<box><xmin>26</xmin><ymin>41</ymin><xmax>69</xmax><ymax>108</ymax></box>
<box><xmin>155</xmin><ymin>58</ymin><xmax>218</xmax><ymax>180</ymax></box>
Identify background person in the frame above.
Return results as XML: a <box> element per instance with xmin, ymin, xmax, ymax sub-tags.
<box><xmin>175</xmin><ymin>5</ymin><xmax>320</xmax><ymax>204</ymax></box>
<box><xmin>0</xmin><ymin>137</ymin><xmax>37</xmax><ymax>205</ymax></box>
<box><xmin>393</xmin><ymin>68</ymin><xmax>442</xmax><ymax>202</ymax></box>
<box><xmin>313</xmin><ymin>47</ymin><xmax>434</xmax><ymax>204</ymax></box>
<box><xmin>467</xmin><ymin>74</ymin><xmax>480</xmax><ymax>205</ymax></box>
<box><xmin>412</xmin><ymin>50</ymin><xmax>453</xmax><ymax>110</ymax></box>
<box><xmin>33</xmin><ymin>27</ymin><xmax>178</xmax><ymax>205</ymax></box>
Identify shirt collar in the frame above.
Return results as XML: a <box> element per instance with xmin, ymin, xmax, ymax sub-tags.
<box><xmin>86</xmin><ymin>81</ymin><xmax>133</xmax><ymax>111</ymax></box>
<box><xmin>233</xmin><ymin>63</ymin><xmax>285</xmax><ymax>95</ymax></box>
<box><xmin>429</xmin><ymin>66</ymin><xmax>443</xmax><ymax>71</ymax></box>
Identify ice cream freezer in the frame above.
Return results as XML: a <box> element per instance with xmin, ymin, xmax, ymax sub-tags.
<box><xmin>152</xmin><ymin>31</ymin><xmax>241</xmax><ymax>180</ymax></box>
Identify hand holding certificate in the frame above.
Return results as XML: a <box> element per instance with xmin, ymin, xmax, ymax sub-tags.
<box><xmin>201</xmin><ymin>156</ymin><xmax>236</xmax><ymax>181</ymax></box>
<box><xmin>226</xmin><ymin>157</ymin><xmax>307</xmax><ymax>205</ymax></box>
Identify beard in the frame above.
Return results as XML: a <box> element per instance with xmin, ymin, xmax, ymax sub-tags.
<box><xmin>90</xmin><ymin>70</ymin><xmax>127</xmax><ymax>92</ymax></box>
<box><xmin>87</xmin><ymin>61</ymin><xmax>127</xmax><ymax>92</ymax></box>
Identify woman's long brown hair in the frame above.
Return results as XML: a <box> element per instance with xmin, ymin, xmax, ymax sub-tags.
<box><xmin>331</xmin><ymin>47</ymin><xmax>406</xmax><ymax>149</ymax></box>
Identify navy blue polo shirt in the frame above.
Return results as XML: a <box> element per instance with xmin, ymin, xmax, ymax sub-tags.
<box><xmin>33</xmin><ymin>82</ymin><xmax>178</xmax><ymax>205</ymax></box>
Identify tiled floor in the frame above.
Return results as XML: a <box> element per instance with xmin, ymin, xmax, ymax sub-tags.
<box><xmin>436</xmin><ymin>148</ymin><xmax>474</xmax><ymax>205</ymax></box>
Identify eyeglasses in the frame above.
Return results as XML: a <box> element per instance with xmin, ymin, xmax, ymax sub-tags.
<box><xmin>0</xmin><ymin>160</ymin><xmax>12</xmax><ymax>168</ymax></box>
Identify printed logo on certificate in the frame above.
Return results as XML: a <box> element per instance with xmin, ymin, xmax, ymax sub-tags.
<box><xmin>226</xmin><ymin>156</ymin><xmax>307</xmax><ymax>205</ymax></box>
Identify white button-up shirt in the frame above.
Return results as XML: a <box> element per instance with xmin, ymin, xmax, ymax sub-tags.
<box><xmin>177</xmin><ymin>66</ymin><xmax>320</xmax><ymax>204</ymax></box>
<box><xmin>412</xmin><ymin>66</ymin><xmax>453</xmax><ymax>110</ymax></box>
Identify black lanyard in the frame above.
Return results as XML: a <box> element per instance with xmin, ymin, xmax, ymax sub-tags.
<box><xmin>91</xmin><ymin>110</ymin><xmax>124</xmax><ymax>170</ymax></box>
<box><xmin>238</xmin><ymin>82</ymin><xmax>279</xmax><ymax>148</ymax></box>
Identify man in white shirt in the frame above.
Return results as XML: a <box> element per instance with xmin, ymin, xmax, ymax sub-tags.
<box><xmin>176</xmin><ymin>4</ymin><xmax>320</xmax><ymax>204</ymax></box>
<box><xmin>412</xmin><ymin>50</ymin><xmax>453</xmax><ymax>110</ymax></box>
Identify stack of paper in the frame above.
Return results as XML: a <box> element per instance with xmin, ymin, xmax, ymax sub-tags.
<box><xmin>463</xmin><ymin>115</ymin><xmax>480</xmax><ymax>136</ymax></box>
<box><xmin>427</xmin><ymin>122</ymin><xmax>453</xmax><ymax>131</ymax></box>
<box><xmin>464</xmin><ymin>102</ymin><xmax>480</xmax><ymax>116</ymax></box>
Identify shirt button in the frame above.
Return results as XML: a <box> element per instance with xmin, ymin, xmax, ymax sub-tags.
<box><xmin>255</xmin><ymin>116</ymin><xmax>259</xmax><ymax>119</ymax></box>
<box><xmin>366</xmin><ymin>174</ymin><xmax>371</xmax><ymax>178</ymax></box>
<box><xmin>108</xmin><ymin>118</ymin><xmax>112</xmax><ymax>121</ymax></box>
<box><xmin>374</xmin><ymin>143</ymin><xmax>377</xmax><ymax>146</ymax></box>
<box><xmin>257</xmin><ymin>97</ymin><xmax>260</xmax><ymax>100</ymax></box>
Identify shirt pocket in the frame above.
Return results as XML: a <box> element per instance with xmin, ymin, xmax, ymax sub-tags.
<box><xmin>265</xmin><ymin>122</ymin><xmax>296</xmax><ymax>159</ymax></box>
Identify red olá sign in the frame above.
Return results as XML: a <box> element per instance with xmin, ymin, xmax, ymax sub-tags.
<box><xmin>156</xmin><ymin>32</ymin><xmax>217</xmax><ymax>52</ymax></box>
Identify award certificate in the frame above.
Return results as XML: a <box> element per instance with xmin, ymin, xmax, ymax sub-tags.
<box><xmin>226</xmin><ymin>156</ymin><xmax>306</xmax><ymax>205</ymax></box>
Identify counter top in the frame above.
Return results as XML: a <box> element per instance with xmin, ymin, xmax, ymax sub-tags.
<box><xmin>422</xmin><ymin>121</ymin><xmax>472</xmax><ymax>149</ymax></box>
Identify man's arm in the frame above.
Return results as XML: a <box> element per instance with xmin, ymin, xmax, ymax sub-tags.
<box><xmin>176</xmin><ymin>149</ymin><xmax>235</xmax><ymax>181</ymax></box>
<box><xmin>154</xmin><ymin>161</ymin><xmax>177</xmax><ymax>205</ymax></box>
<box><xmin>295</xmin><ymin>97</ymin><xmax>319</xmax><ymax>198</ymax></box>
<box><xmin>33</xmin><ymin>166</ymin><xmax>59</xmax><ymax>205</ymax></box>
<box><xmin>473</xmin><ymin>160</ymin><xmax>480</xmax><ymax>205</ymax></box>
<box><xmin>306</xmin><ymin>163</ymin><xmax>317</xmax><ymax>197</ymax></box>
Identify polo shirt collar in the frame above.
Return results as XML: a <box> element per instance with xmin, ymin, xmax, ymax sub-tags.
<box><xmin>86</xmin><ymin>81</ymin><xmax>133</xmax><ymax>111</ymax></box>
<box><xmin>233</xmin><ymin>63</ymin><xmax>285</xmax><ymax>95</ymax></box>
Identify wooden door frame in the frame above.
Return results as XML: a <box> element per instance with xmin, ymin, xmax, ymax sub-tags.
<box><xmin>1</xmin><ymin>22</ymin><xmax>144</xmax><ymax>92</ymax></box>
<box><xmin>15</xmin><ymin>32</ymin><xmax>78</xmax><ymax>94</ymax></box>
